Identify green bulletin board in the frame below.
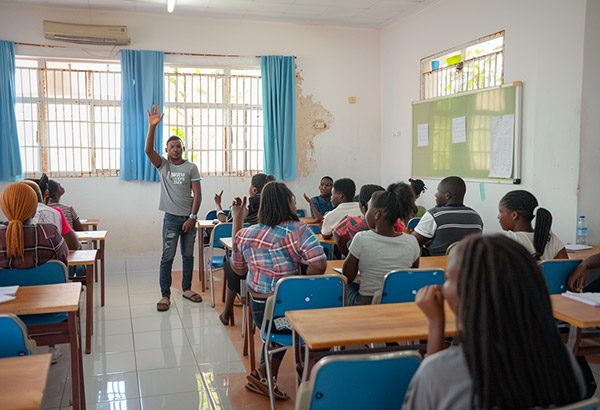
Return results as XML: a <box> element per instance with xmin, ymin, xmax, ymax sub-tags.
<box><xmin>412</xmin><ymin>82</ymin><xmax>522</xmax><ymax>183</ymax></box>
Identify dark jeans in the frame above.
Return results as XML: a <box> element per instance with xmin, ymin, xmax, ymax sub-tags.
<box><xmin>250</xmin><ymin>294</ymin><xmax>286</xmax><ymax>364</ymax></box>
<box><xmin>159</xmin><ymin>213</ymin><xmax>197</xmax><ymax>298</ymax></box>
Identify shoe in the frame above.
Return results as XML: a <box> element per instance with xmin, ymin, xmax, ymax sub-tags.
<box><xmin>157</xmin><ymin>296</ymin><xmax>170</xmax><ymax>312</ymax></box>
<box><xmin>48</xmin><ymin>345</ymin><xmax>60</xmax><ymax>365</ymax></box>
<box><xmin>182</xmin><ymin>290</ymin><xmax>203</xmax><ymax>303</ymax></box>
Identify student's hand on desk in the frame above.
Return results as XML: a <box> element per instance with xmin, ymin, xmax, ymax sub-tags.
<box><xmin>568</xmin><ymin>264</ymin><xmax>586</xmax><ymax>291</ymax></box>
<box><xmin>231</xmin><ymin>197</ymin><xmax>248</xmax><ymax>222</ymax></box>
<box><xmin>214</xmin><ymin>190</ymin><xmax>224</xmax><ymax>207</ymax></box>
<box><xmin>416</xmin><ymin>285</ymin><xmax>445</xmax><ymax>324</ymax></box>
<box><xmin>182</xmin><ymin>218</ymin><xmax>196</xmax><ymax>232</ymax></box>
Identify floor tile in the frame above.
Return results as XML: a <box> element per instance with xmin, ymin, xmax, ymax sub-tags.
<box><xmin>133</xmin><ymin>329</ymin><xmax>190</xmax><ymax>351</ymax></box>
<box><xmin>180</xmin><ymin>311</ymin><xmax>223</xmax><ymax>328</ymax></box>
<box><xmin>135</xmin><ymin>345</ymin><xmax>197</xmax><ymax>372</ymax></box>
<box><xmin>94</xmin><ymin>318</ymin><xmax>133</xmax><ymax>336</ymax></box>
<box><xmin>92</xmin><ymin>333</ymin><xmax>135</xmax><ymax>354</ymax></box>
<box><xmin>86</xmin><ymin>399</ymin><xmax>142</xmax><ymax>410</ymax></box>
<box><xmin>85</xmin><ymin>372</ymin><xmax>140</xmax><ymax>402</ymax></box>
<box><xmin>137</xmin><ymin>366</ymin><xmax>204</xmax><ymax>397</ymax></box>
<box><xmin>190</xmin><ymin>339</ymin><xmax>242</xmax><ymax>364</ymax></box>
<box><xmin>132</xmin><ymin>315</ymin><xmax>183</xmax><ymax>333</ymax></box>
<box><xmin>94</xmin><ymin>306</ymin><xmax>132</xmax><ymax>321</ymax></box>
<box><xmin>140</xmin><ymin>391</ymin><xmax>212</xmax><ymax>410</ymax></box>
<box><xmin>83</xmin><ymin>351</ymin><xmax>137</xmax><ymax>376</ymax></box>
<box><xmin>129</xmin><ymin>293</ymin><xmax>163</xmax><ymax>306</ymax></box>
<box><xmin>130</xmin><ymin>304</ymin><xmax>177</xmax><ymax>319</ymax></box>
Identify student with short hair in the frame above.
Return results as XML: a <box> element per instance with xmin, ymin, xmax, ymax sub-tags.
<box><xmin>498</xmin><ymin>190</ymin><xmax>567</xmax><ymax>260</ymax></box>
<box><xmin>46</xmin><ymin>179</ymin><xmax>84</xmax><ymax>231</ymax></box>
<box><xmin>230</xmin><ymin>181</ymin><xmax>327</xmax><ymax>400</ymax></box>
<box><xmin>403</xmin><ymin>235</ymin><xmax>586</xmax><ymax>410</ymax></box>
<box><xmin>408</xmin><ymin>178</ymin><xmax>427</xmax><ymax>219</ymax></box>
<box><xmin>302</xmin><ymin>176</ymin><xmax>334</xmax><ymax>221</ymax></box>
<box><xmin>320</xmin><ymin>177</ymin><xmax>361</xmax><ymax>239</ymax></box>
<box><xmin>412</xmin><ymin>176</ymin><xmax>483</xmax><ymax>256</ymax></box>
<box><xmin>342</xmin><ymin>182</ymin><xmax>420</xmax><ymax>305</ymax></box>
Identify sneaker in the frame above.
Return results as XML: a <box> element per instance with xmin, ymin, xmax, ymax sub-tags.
<box><xmin>48</xmin><ymin>345</ymin><xmax>61</xmax><ymax>365</ymax></box>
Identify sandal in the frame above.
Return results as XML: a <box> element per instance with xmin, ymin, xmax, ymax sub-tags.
<box><xmin>246</xmin><ymin>369</ymin><xmax>290</xmax><ymax>400</ymax></box>
<box><xmin>157</xmin><ymin>296</ymin><xmax>170</xmax><ymax>312</ymax></box>
<box><xmin>182</xmin><ymin>290</ymin><xmax>203</xmax><ymax>303</ymax></box>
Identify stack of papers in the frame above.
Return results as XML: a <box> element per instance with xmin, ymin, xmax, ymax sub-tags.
<box><xmin>565</xmin><ymin>244</ymin><xmax>593</xmax><ymax>252</ymax></box>
<box><xmin>562</xmin><ymin>291</ymin><xmax>600</xmax><ymax>307</ymax></box>
<box><xmin>0</xmin><ymin>285</ymin><xmax>19</xmax><ymax>304</ymax></box>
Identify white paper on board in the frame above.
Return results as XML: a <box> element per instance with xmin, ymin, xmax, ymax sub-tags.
<box><xmin>488</xmin><ymin>114</ymin><xmax>515</xmax><ymax>178</ymax></box>
<box><xmin>452</xmin><ymin>116</ymin><xmax>466</xmax><ymax>143</ymax></box>
<box><xmin>417</xmin><ymin>124</ymin><xmax>429</xmax><ymax>147</ymax></box>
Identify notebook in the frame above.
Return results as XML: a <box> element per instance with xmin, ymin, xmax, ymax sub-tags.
<box><xmin>562</xmin><ymin>291</ymin><xmax>600</xmax><ymax>307</ymax></box>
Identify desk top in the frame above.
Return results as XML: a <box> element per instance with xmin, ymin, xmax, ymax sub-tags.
<box><xmin>551</xmin><ymin>294</ymin><xmax>600</xmax><ymax>328</ymax></box>
<box><xmin>567</xmin><ymin>245</ymin><xmax>600</xmax><ymax>260</ymax></box>
<box><xmin>68</xmin><ymin>249</ymin><xmax>98</xmax><ymax>265</ymax></box>
<box><xmin>299</xmin><ymin>217</ymin><xmax>319</xmax><ymax>225</ymax></box>
<box><xmin>325</xmin><ymin>256</ymin><xmax>448</xmax><ymax>276</ymax></box>
<box><xmin>80</xmin><ymin>218</ymin><xmax>99</xmax><ymax>226</ymax></box>
<box><xmin>220</xmin><ymin>237</ymin><xmax>233</xmax><ymax>251</ymax></box>
<box><xmin>286</xmin><ymin>302</ymin><xmax>456</xmax><ymax>350</ymax></box>
<box><xmin>0</xmin><ymin>283</ymin><xmax>81</xmax><ymax>315</ymax></box>
<box><xmin>197</xmin><ymin>219</ymin><xmax>219</xmax><ymax>228</ymax></box>
<box><xmin>75</xmin><ymin>230</ymin><xmax>108</xmax><ymax>240</ymax></box>
<box><xmin>0</xmin><ymin>354</ymin><xmax>51</xmax><ymax>410</ymax></box>
<box><xmin>315</xmin><ymin>234</ymin><xmax>336</xmax><ymax>245</ymax></box>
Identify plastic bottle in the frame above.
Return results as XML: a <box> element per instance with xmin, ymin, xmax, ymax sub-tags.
<box><xmin>576</xmin><ymin>216</ymin><xmax>588</xmax><ymax>245</ymax></box>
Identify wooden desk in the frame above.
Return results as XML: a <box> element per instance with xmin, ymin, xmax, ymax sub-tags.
<box><xmin>220</xmin><ymin>237</ymin><xmax>233</xmax><ymax>251</ymax></box>
<box><xmin>79</xmin><ymin>218</ymin><xmax>99</xmax><ymax>231</ymax></box>
<box><xmin>197</xmin><ymin>219</ymin><xmax>219</xmax><ymax>290</ymax></box>
<box><xmin>325</xmin><ymin>256</ymin><xmax>447</xmax><ymax>277</ymax></box>
<box><xmin>299</xmin><ymin>217</ymin><xmax>318</xmax><ymax>225</ymax></box>
<box><xmin>551</xmin><ymin>294</ymin><xmax>600</xmax><ymax>355</ymax></box>
<box><xmin>0</xmin><ymin>354</ymin><xmax>51</xmax><ymax>410</ymax></box>
<box><xmin>75</xmin><ymin>230</ymin><xmax>107</xmax><ymax>307</ymax></box>
<box><xmin>315</xmin><ymin>234</ymin><xmax>336</xmax><ymax>246</ymax></box>
<box><xmin>0</xmin><ymin>283</ymin><xmax>85</xmax><ymax>410</ymax></box>
<box><xmin>567</xmin><ymin>245</ymin><xmax>600</xmax><ymax>260</ymax></box>
<box><xmin>68</xmin><ymin>249</ymin><xmax>98</xmax><ymax>354</ymax></box>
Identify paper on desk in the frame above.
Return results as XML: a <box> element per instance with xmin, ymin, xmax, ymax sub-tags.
<box><xmin>452</xmin><ymin>116</ymin><xmax>466</xmax><ymax>144</ymax></box>
<box><xmin>0</xmin><ymin>285</ymin><xmax>18</xmax><ymax>296</ymax></box>
<box><xmin>488</xmin><ymin>114</ymin><xmax>514</xmax><ymax>178</ymax></box>
<box><xmin>565</xmin><ymin>244</ymin><xmax>593</xmax><ymax>251</ymax></box>
<box><xmin>0</xmin><ymin>294</ymin><xmax>16</xmax><ymax>304</ymax></box>
<box><xmin>562</xmin><ymin>291</ymin><xmax>600</xmax><ymax>307</ymax></box>
<box><xmin>417</xmin><ymin>124</ymin><xmax>429</xmax><ymax>147</ymax></box>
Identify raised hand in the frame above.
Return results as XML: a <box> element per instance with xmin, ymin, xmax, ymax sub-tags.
<box><xmin>214</xmin><ymin>190</ymin><xmax>224</xmax><ymax>208</ymax></box>
<box><xmin>303</xmin><ymin>193</ymin><xmax>312</xmax><ymax>204</ymax></box>
<box><xmin>147</xmin><ymin>104</ymin><xmax>164</xmax><ymax>127</ymax></box>
<box><xmin>231</xmin><ymin>196</ymin><xmax>248</xmax><ymax>222</ymax></box>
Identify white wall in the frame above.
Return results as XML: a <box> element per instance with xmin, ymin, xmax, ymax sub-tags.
<box><xmin>578</xmin><ymin>0</ymin><xmax>600</xmax><ymax>244</ymax></box>
<box><xmin>380</xmin><ymin>0</ymin><xmax>587</xmax><ymax>243</ymax></box>
<box><xmin>0</xmin><ymin>4</ymin><xmax>382</xmax><ymax>272</ymax></box>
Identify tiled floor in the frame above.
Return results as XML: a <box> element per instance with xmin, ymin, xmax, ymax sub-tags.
<box><xmin>37</xmin><ymin>264</ymin><xmax>600</xmax><ymax>410</ymax></box>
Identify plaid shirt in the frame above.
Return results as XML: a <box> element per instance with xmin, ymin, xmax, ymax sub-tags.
<box><xmin>0</xmin><ymin>223</ymin><xmax>68</xmax><ymax>269</ymax></box>
<box><xmin>232</xmin><ymin>221</ymin><xmax>326</xmax><ymax>294</ymax></box>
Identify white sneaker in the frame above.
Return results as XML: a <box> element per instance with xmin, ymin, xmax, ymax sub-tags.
<box><xmin>48</xmin><ymin>345</ymin><xmax>61</xmax><ymax>364</ymax></box>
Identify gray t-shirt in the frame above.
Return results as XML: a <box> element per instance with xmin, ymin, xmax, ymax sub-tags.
<box><xmin>402</xmin><ymin>345</ymin><xmax>586</xmax><ymax>410</ymax></box>
<box><xmin>158</xmin><ymin>157</ymin><xmax>201</xmax><ymax>216</ymax></box>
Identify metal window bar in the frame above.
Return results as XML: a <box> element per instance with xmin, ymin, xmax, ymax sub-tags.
<box><xmin>14</xmin><ymin>65</ymin><xmax>121</xmax><ymax>177</ymax></box>
<box><xmin>163</xmin><ymin>70</ymin><xmax>263</xmax><ymax>177</ymax></box>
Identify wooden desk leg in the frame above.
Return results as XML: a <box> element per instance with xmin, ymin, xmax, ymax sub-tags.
<box><xmin>197</xmin><ymin>227</ymin><xmax>205</xmax><ymax>291</ymax></box>
<box><xmin>68</xmin><ymin>311</ymin><xmax>86</xmax><ymax>410</ymax></box>
<box><xmin>567</xmin><ymin>325</ymin><xmax>583</xmax><ymax>355</ymax></box>
<box><xmin>85</xmin><ymin>264</ymin><xmax>93</xmax><ymax>354</ymax></box>
<box><xmin>100</xmin><ymin>240</ymin><xmax>105</xmax><ymax>307</ymax></box>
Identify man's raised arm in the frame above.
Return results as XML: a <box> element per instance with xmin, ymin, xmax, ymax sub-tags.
<box><xmin>145</xmin><ymin>104</ymin><xmax>164</xmax><ymax>169</ymax></box>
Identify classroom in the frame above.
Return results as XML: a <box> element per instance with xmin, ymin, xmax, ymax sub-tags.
<box><xmin>0</xmin><ymin>0</ymin><xmax>599</xmax><ymax>409</ymax></box>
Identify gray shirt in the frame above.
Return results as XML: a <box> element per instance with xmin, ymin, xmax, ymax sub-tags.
<box><xmin>158</xmin><ymin>157</ymin><xmax>201</xmax><ymax>216</ymax></box>
<box><xmin>402</xmin><ymin>345</ymin><xmax>586</xmax><ymax>410</ymax></box>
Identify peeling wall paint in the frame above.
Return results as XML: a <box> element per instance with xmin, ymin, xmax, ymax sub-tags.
<box><xmin>295</xmin><ymin>70</ymin><xmax>333</xmax><ymax>178</ymax></box>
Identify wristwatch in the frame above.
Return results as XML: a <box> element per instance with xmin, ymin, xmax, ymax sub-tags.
<box><xmin>189</xmin><ymin>214</ymin><xmax>198</xmax><ymax>220</ymax></box>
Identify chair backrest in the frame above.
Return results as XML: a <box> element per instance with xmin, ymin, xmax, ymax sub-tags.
<box><xmin>308</xmin><ymin>225</ymin><xmax>321</xmax><ymax>235</ymax></box>
<box><xmin>295</xmin><ymin>351</ymin><xmax>421</xmax><ymax>410</ymax></box>
<box><xmin>0</xmin><ymin>314</ymin><xmax>36</xmax><ymax>358</ymax></box>
<box><xmin>208</xmin><ymin>222</ymin><xmax>234</xmax><ymax>249</ymax></box>
<box><xmin>552</xmin><ymin>397</ymin><xmax>599</xmax><ymax>410</ymax></box>
<box><xmin>539</xmin><ymin>259</ymin><xmax>582</xmax><ymax>294</ymax></box>
<box><xmin>372</xmin><ymin>269</ymin><xmax>445</xmax><ymax>304</ymax></box>
<box><xmin>406</xmin><ymin>218</ymin><xmax>420</xmax><ymax>230</ymax></box>
<box><xmin>0</xmin><ymin>260</ymin><xmax>68</xmax><ymax>286</ymax></box>
<box><xmin>263</xmin><ymin>275</ymin><xmax>345</xmax><ymax>338</ymax></box>
<box><xmin>296</xmin><ymin>209</ymin><xmax>307</xmax><ymax>218</ymax></box>
<box><xmin>205</xmin><ymin>209</ymin><xmax>230</xmax><ymax>220</ymax></box>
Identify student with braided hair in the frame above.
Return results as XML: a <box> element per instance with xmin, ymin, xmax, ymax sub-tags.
<box><xmin>342</xmin><ymin>182</ymin><xmax>420</xmax><ymax>305</ymax></box>
<box><xmin>404</xmin><ymin>235</ymin><xmax>586</xmax><ymax>410</ymax></box>
<box><xmin>498</xmin><ymin>190</ymin><xmax>567</xmax><ymax>260</ymax></box>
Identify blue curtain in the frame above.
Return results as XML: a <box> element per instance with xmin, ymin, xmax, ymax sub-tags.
<box><xmin>0</xmin><ymin>40</ymin><xmax>23</xmax><ymax>181</ymax></box>
<box><xmin>261</xmin><ymin>56</ymin><xmax>296</xmax><ymax>181</ymax></box>
<box><xmin>120</xmin><ymin>50</ymin><xmax>164</xmax><ymax>181</ymax></box>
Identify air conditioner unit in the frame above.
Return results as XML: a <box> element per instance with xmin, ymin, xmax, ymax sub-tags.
<box><xmin>43</xmin><ymin>20</ymin><xmax>130</xmax><ymax>45</ymax></box>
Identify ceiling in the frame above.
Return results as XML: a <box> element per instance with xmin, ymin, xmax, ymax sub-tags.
<box><xmin>0</xmin><ymin>0</ymin><xmax>439</xmax><ymax>29</ymax></box>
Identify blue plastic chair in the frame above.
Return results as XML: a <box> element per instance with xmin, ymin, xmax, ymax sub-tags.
<box><xmin>205</xmin><ymin>209</ymin><xmax>230</xmax><ymax>221</ymax></box>
<box><xmin>0</xmin><ymin>314</ymin><xmax>36</xmax><ymax>358</ymax></box>
<box><xmin>552</xmin><ymin>397</ymin><xmax>599</xmax><ymax>410</ymax></box>
<box><xmin>539</xmin><ymin>259</ymin><xmax>582</xmax><ymax>294</ymax></box>
<box><xmin>294</xmin><ymin>350</ymin><xmax>421</xmax><ymax>410</ymax></box>
<box><xmin>262</xmin><ymin>275</ymin><xmax>346</xmax><ymax>410</ymax></box>
<box><xmin>207</xmin><ymin>222</ymin><xmax>234</xmax><ymax>307</ymax></box>
<box><xmin>406</xmin><ymin>218</ymin><xmax>420</xmax><ymax>231</ymax></box>
<box><xmin>0</xmin><ymin>260</ymin><xmax>69</xmax><ymax>325</ymax></box>
<box><xmin>371</xmin><ymin>269</ymin><xmax>445</xmax><ymax>304</ymax></box>
<box><xmin>296</xmin><ymin>209</ymin><xmax>307</xmax><ymax>218</ymax></box>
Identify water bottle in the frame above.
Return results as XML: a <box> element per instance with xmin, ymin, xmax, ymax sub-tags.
<box><xmin>576</xmin><ymin>216</ymin><xmax>588</xmax><ymax>245</ymax></box>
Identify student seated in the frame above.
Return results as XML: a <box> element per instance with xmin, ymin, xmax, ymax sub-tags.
<box><xmin>334</xmin><ymin>184</ymin><xmax>384</xmax><ymax>256</ymax></box>
<box><xmin>302</xmin><ymin>175</ymin><xmax>334</xmax><ymax>221</ymax></box>
<box><xmin>498</xmin><ymin>190</ymin><xmax>567</xmax><ymax>260</ymax></box>
<box><xmin>321</xmin><ymin>178</ymin><xmax>362</xmax><ymax>239</ymax></box>
<box><xmin>568</xmin><ymin>252</ymin><xmax>600</xmax><ymax>292</ymax></box>
<box><xmin>412</xmin><ymin>176</ymin><xmax>483</xmax><ymax>256</ymax></box>
<box><xmin>403</xmin><ymin>235</ymin><xmax>586</xmax><ymax>410</ymax></box>
<box><xmin>230</xmin><ymin>181</ymin><xmax>327</xmax><ymax>400</ymax></box>
<box><xmin>408</xmin><ymin>178</ymin><xmax>427</xmax><ymax>219</ymax></box>
<box><xmin>342</xmin><ymin>183</ymin><xmax>420</xmax><ymax>305</ymax></box>
<box><xmin>47</xmin><ymin>179</ymin><xmax>83</xmax><ymax>231</ymax></box>
<box><xmin>0</xmin><ymin>182</ymin><xmax>68</xmax><ymax>269</ymax></box>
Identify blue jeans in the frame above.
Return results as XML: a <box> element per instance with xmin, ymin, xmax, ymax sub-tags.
<box><xmin>250</xmin><ymin>294</ymin><xmax>286</xmax><ymax>363</ymax></box>
<box><xmin>159</xmin><ymin>213</ymin><xmax>197</xmax><ymax>298</ymax></box>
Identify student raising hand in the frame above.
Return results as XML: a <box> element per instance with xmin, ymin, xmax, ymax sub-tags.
<box><xmin>231</xmin><ymin>196</ymin><xmax>248</xmax><ymax>222</ymax></box>
<box><xmin>147</xmin><ymin>104</ymin><xmax>164</xmax><ymax>126</ymax></box>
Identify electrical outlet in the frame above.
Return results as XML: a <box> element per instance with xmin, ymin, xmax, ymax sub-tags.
<box><xmin>314</xmin><ymin>121</ymin><xmax>326</xmax><ymax>129</ymax></box>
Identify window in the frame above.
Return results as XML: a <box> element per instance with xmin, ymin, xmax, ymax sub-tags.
<box><xmin>421</xmin><ymin>31</ymin><xmax>504</xmax><ymax>100</ymax></box>
<box><xmin>15</xmin><ymin>59</ymin><xmax>121</xmax><ymax>177</ymax></box>
<box><xmin>164</xmin><ymin>66</ymin><xmax>263</xmax><ymax>176</ymax></box>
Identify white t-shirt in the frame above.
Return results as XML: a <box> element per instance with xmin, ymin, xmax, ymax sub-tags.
<box><xmin>504</xmin><ymin>230</ymin><xmax>565</xmax><ymax>260</ymax></box>
<box><xmin>413</xmin><ymin>211</ymin><xmax>436</xmax><ymax>238</ymax></box>
<box><xmin>321</xmin><ymin>202</ymin><xmax>362</xmax><ymax>236</ymax></box>
<box><xmin>33</xmin><ymin>203</ymin><xmax>62</xmax><ymax>234</ymax></box>
<box><xmin>349</xmin><ymin>230</ymin><xmax>421</xmax><ymax>296</ymax></box>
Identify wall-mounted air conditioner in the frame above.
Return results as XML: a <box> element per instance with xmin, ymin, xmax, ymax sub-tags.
<box><xmin>43</xmin><ymin>20</ymin><xmax>130</xmax><ymax>45</ymax></box>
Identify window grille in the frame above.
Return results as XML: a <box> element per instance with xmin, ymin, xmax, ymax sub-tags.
<box><xmin>163</xmin><ymin>67</ymin><xmax>263</xmax><ymax>176</ymax></box>
<box><xmin>421</xmin><ymin>31</ymin><xmax>504</xmax><ymax>100</ymax></box>
<box><xmin>15</xmin><ymin>59</ymin><xmax>121</xmax><ymax>177</ymax></box>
